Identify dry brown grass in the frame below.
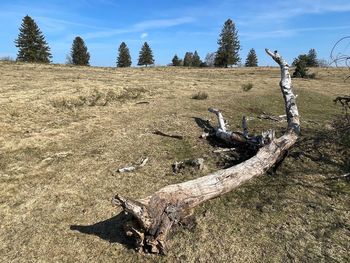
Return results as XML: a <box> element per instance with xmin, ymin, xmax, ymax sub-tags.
<box><xmin>0</xmin><ymin>62</ymin><xmax>349</xmax><ymax>262</ymax></box>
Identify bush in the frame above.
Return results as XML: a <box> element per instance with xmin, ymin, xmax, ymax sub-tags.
<box><xmin>292</xmin><ymin>59</ymin><xmax>316</xmax><ymax>79</ymax></box>
<box><xmin>308</xmin><ymin>72</ymin><xmax>316</xmax><ymax>79</ymax></box>
<box><xmin>191</xmin><ymin>91</ymin><xmax>208</xmax><ymax>100</ymax></box>
<box><xmin>242</xmin><ymin>83</ymin><xmax>253</xmax><ymax>92</ymax></box>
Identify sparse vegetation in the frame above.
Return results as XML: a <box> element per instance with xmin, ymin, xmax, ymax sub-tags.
<box><xmin>0</xmin><ymin>63</ymin><xmax>349</xmax><ymax>263</ymax></box>
<box><xmin>0</xmin><ymin>56</ymin><xmax>15</xmax><ymax>62</ymax></box>
<box><xmin>51</xmin><ymin>87</ymin><xmax>147</xmax><ymax>109</ymax></box>
<box><xmin>242</xmin><ymin>82</ymin><xmax>254</xmax><ymax>91</ymax></box>
<box><xmin>191</xmin><ymin>91</ymin><xmax>208</xmax><ymax>100</ymax></box>
<box><xmin>205</xmin><ymin>52</ymin><xmax>216</xmax><ymax>67</ymax></box>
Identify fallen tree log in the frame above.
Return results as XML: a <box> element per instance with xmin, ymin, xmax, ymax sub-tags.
<box><xmin>112</xmin><ymin>49</ymin><xmax>300</xmax><ymax>254</ymax></box>
<box><xmin>208</xmin><ymin>107</ymin><xmax>275</xmax><ymax>149</ymax></box>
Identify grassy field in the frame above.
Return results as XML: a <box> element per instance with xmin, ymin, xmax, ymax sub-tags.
<box><xmin>0</xmin><ymin>62</ymin><xmax>349</xmax><ymax>262</ymax></box>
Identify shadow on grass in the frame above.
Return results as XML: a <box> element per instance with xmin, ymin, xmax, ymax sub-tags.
<box><xmin>287</xmin><ymin>124</ymin><xmax>350</xmax><ymax>176</ymax></box>
<box><xmin>70</xmin><ymin>212</ymin><xmax>136</xmax><ymax>249</ymax></box>
<box><xmin>192</xmin><ymin>116</ymin><xmax>258</xmax><ymax>168</ymax></box>
<box><xmin>192</xmin><ymin>117</ymin><xmax>234</xmax><ymax>149</ymax></box>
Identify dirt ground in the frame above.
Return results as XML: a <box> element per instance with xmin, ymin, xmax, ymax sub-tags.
<box><xmin>0</xmin><ymin>62</ymin><xmax>349</xmax><ymax>262</ymax></box>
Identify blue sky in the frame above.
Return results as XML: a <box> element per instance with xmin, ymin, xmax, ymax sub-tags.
<box><xmin>1</xmin><ymin>0</ymin><xmax>350</xmax><ymax>66</ymax></box>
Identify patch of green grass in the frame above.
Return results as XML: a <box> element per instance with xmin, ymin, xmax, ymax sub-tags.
<box><xmin>161</xmin><ymin>138</ymin><xmax>195</xmax><ymax>161</ymax></box>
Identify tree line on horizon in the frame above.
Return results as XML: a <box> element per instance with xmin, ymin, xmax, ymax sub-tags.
<box><xmin>12</xmin><ymin>15</ymin><xmax>321</xmax><ymax>70</ymax></box>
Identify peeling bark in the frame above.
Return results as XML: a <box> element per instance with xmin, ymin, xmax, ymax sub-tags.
<box><xmin>112</xmin><ymin>49</ymin><xmax>300</xmax><ymax>254</ymax></box>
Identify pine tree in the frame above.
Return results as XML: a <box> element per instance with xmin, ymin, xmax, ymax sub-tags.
<box><xmin>117</xmin><ymin>42</ymin><xmax>131</xmax><ymax>67</ymax></box>
<box><xmin>292</xmin><ymin>54</ymin><xmax>309</xmax><ymax>67</ymax></box>
<box><xmin>15</xmin><ymin>15</ymin><xmax>52</xmax><ymax>63</ymax></box>
<box><xmin>307</xmin><ymin>48</ymin><xmax>318</xmax><ymax>67</ymax></box>
<box><xmin>183</xmin><ymin>52</ymin><xmax>193</xmax><ymax>67</ymax></box>
<box><xmin>172</xmin><ymin>54</ymin><xmax>181</xmax><ymax>66</ymax></box>
<box><xmin>215</xmin><ymin>19</ymin><xmax>240</xmax><ymax>67</ymax></box>
<box><xmin>245</xmin><ymin>48</ymin><xmax>258</xmax><ymax>67</ymax></box>
<box><xmin>292</xmin><ymin>49</ymin><xmax>319</xmax><ymax>68</ymax></box>
<box><xmin>71</xmin><ymin>36</ymin><xmax>90</xmax><ymax>66</ymax></box>
<box><xmin>138</xmin><ymin>42</ymin><xmax>154</xmax><ymax>67</ymax></box>
<box><xmin>192</xmin><ymin>51</ymin><xmax>201</xmax><ymax>67</ymax></box>
<box><xmin>292</xmin><ymin>58</ymin><xmax>309</xmax><ymax>78</ymax></box>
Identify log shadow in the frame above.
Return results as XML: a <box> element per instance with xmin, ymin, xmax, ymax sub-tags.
<box><xmin>152</xmin><ymin>130</ymin><xmax>184</xmax><ymax>140</ymax></box>
<box><xmin>192</xmin><ymin>117</ymin><xmax>234</xmax><ymax>148</ymax></box>
<box><xmin>70</xmin><ymin>212</ymin><xmax>136</xmax><ymax>249</ymax></box>
<box><xmin>193</xmin><ymin>117</ymin><xmax>214</xmax><ymax>133</ymax></box>
<box><xmin>287</xmin><ymin>126</ymin><xmax>350</xmax><ymax>176</ymax></box>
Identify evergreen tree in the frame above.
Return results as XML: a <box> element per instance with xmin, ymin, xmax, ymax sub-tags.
<box><xmin>15</xmin><ymin>15</ymin><xmax>52</xmax><ymax>63</ymax></box>
<box><xmin>307</xmin><ymin>48</ymin><xmax>318</xmax><ymax>67</ymax></box>
<box><xmin>71</xmin><ymin>36</ymin><xmax>90</xmax><ymax>66</ymax></box>
<box><xmin>172</xmin><ymin>54</ymin><xmax>181</xmax><ymax>66</ymax></box>
<box><xmin>183</xmin><ymin>52</ymin><xmax>193</xmax><ymax>67</ymax></box>
<box><xmin>292</xmin><ymin>58</ymin><xmax>309</xmax><ymax>78</ymax></box>
<box><xmin>138</xmin><ymin>42</ymin><xmax>154</xmax><ymax>67</ymax></box>
<box><xmin>292</xmin><ymin>49</ymin><xmax>319</xmax><ymax>68</ymax></box>
<box><xmin>292</xmin><ymin>56</ymin><xmax>317</xmax><ymax>78</ymax></box>
<box><xmin>245</xmin><ymin>48</ymin><xmax>258</xmax><ymax>67</ymax></box>
<box><xmin>292</xmin><ymin>54</ymin><xmax>309</xmax><ymax>67</ymax></box>
<box><xmin>117</xmin><ymin>42</ymin><xmax>131</xmax><ymax>67</ymax></box>
<box><xmin>215</xmin><ymin>19</ymin><xmax>240</xmax><ymax>67</ymax></box>
<box><xmin>192</xmin><ymin>51</ymin><xmax>201</xmax><ymax>67</ymax></box>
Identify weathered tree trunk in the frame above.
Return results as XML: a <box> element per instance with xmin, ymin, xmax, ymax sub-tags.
<box><xmin>113</xmin><ymin>49</ymin><xmax>300</xmax><ymax>254</ymax></box>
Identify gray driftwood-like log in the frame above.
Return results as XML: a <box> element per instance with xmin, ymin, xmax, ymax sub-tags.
<box><xmin>208</xmin><ymin>108</ymin><xmax>275</xmax><ymax>148</ymax></box>
<box><xmin>112</xmin><ymin>49</ymin><xmax>300</xmax><ymax>254</ymax></box>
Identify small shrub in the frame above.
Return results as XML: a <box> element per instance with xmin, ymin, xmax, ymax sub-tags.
<box><xmin>118</xmin><ymin>87</ymin><xmax>147</xmax><ymax>100</ymax></box>
<box><xmin>242</xmin><ymin>82</ymin><xmax>253</xmax><ymax>92</ymax></box>
<box><xmin>308</xmin><ymin>72</ymin><xmax>316</xmax><ymax>79</ymax></box>
<box><xmin>191</xmin><ymin>91</ymin><xmax>208</xmax><ymax>100</ymax></box>
<box><xmin>292</xmin><ymin>59</ymin><xmax>316</xmax><ymax>79</ymax></box>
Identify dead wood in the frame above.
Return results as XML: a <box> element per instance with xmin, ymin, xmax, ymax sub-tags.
<box><xmin>135</xmin><ymin>101</ymin><xmax>150</xmax><ymax>105</ymax></box>
<box><xmin>258</xmin><ymin>112</ymin><xmax>287</xmax><ymax>122</ymax></box>
<box><xmin>334</xmin><ymin>96</ymin><xmax>350</xmax><ymax>120</ymax></box>
<box><xmin>112</xmin><ymin>49</ymin><xmax>300</xmax><ymax>254</ymax></box>
<box><xmin>172</xmin><ymin>158</ymin><xmax>205</xmax><ymax>174</ymax></box>
<box><xmin>208</xmin><ymin>108</ymin><xmax>275</xmax><ymax>149</ymax></box>
<box><xmin>153</xmin><ymin>130</ymin><xmax>184</xmax><ymax>140</ymax></box>
<box><xmin>115</xmin><ymin>157</ymin><xmax>149</xmax><ymax>173</ymax></box>
<box><xmin>213</xmin><ymin>148</ymin><xmax>236</xmax><ymax>153</ymax></box>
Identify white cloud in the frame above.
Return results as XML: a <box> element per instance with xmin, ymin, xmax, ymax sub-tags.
<box><xmin>239</xmin><ymin>0</ymin><xmax>350</xmax><ymax>26</ymax></box>
<box><xmin>82</xmin><ymin>17</ymin><xmax>194</xmax><ymax>40</ymax></box>
<box><xmin>134</xmin><ymin>17</ymin><xmax>194</xmax><ymax>30</ymax></box>
<box><xmin>241</xmin><ymin>24</ymin><xmax>350</xmax><ymax>40</ymax></box>
<box><xmin>140</xmin><ymin>32</ymin><xmax>148</xmax><ymax>39</ymax></box>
